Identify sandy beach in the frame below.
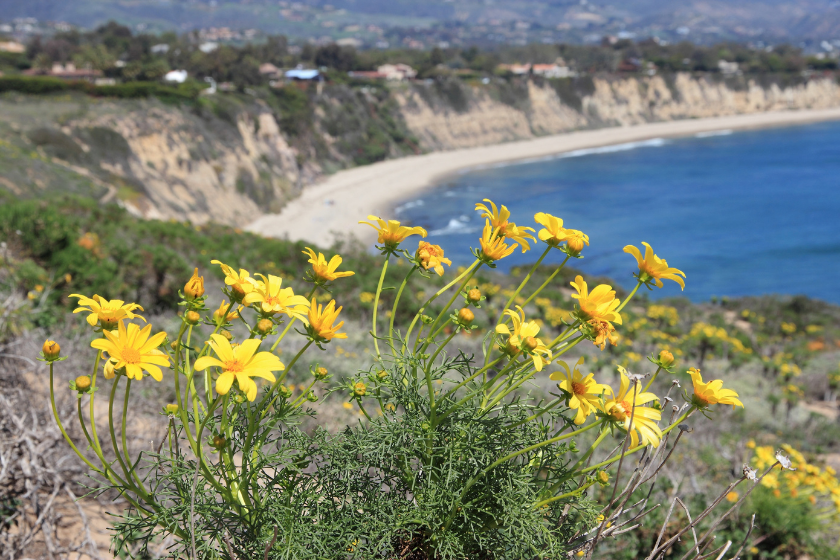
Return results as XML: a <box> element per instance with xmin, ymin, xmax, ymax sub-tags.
<box><xmin>247</xmin><ymin>107</ymin><xmax>840</xmax><ymax>247</ymax></box>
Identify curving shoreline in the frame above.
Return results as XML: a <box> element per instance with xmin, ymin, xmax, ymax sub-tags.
<box><xmin>247</xmin><ymin>107</ymin><xmax>840</xmax><ymax>247</ymax></box>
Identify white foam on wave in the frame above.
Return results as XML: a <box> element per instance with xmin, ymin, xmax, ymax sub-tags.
<box><xmin>428</xmin><ymin>217</ymin><xmax>480</xmax><ymax>236</ymax></box>
<box><xmin>556</xmin><ymin>138</ymin><xmax>668</xmax><ymax>159</ymax></box>
<box><xmin>394</xmin><ymin>199</ymin><xmax>424</xmax><ymax>214</ymax></box>
<box><xmin>695</xmin><ymin>129</ymin><xmax>733</xmax><ymax>138</ymax></box>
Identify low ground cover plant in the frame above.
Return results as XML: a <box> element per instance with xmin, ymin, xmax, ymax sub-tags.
<box><xmin>39</xmin><ymin>200</ymin><xmax>840</xmax><ymax>558</ymax></box>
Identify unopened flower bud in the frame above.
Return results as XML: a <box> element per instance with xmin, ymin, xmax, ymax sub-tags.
<box><xmin>221</xmin><ymin>330</ymin><xmax>233</xmax><ymax>341</ymax></box>
<box><xmin>278</xmin><ymin>385</ymin><xmax>293</xmax><ymax>399</ymax></box>
<box><xmin>457</xmin><ymin>308</ymin><xmax>474</xmax><ymax>325</ymax></box>
<box><xmin>306</xmin><ymin>391</ymin><xmax>317</xmax><ymax>402</ymax></box>
<box><xmin>165</xmin><ymin>403</ymin><xmax>179</xmax><ymax>414</ymax></box>
<box><xmin>353</xmin><ymin>382</ymin><xmax>367</xmax><ymax>397</ymax></box>
<box><xmin>230</xmin><ymin>283</ymin><xmax>247</xmax><ymax>303</ymax></box>
<box><xmin>376</xmin><ymin>369</ymin><xmax>388</xmax><ymax>381</ymax></box>
<box><xmin>75</xmin><ymin>375</ymin><xmax>91</xmax><ymax>391</ymax></box>
<box><xmin>467</xmin><ymin>288</ymin><xmax>481</xmax><ymax>303</ymax></box>
<box><xmin>659</xmin><ymin>350</ymin><xmax>675</xmax><ymax>368</ymax></box>
<box><xmin>314</xmin><ymin>366</ymin><xmax>329</xmax><ymax>380</ymax></box>
<box><xmin>185</xmin><ymin>310</ymin><xmax>201</xmax><ymax>325</ymax></box>
<box><xmin>256</xmin><ymin>318</ymin><xmax>274</xmax><ymax>336</ymax></box>
<box><xmin>212</xmin><ymin>435</ymin><xmax>227</xmax><ymax>449</ymax></box>
<box><xmin>597</xmin><ymin>471</ymin><xmax>610</xmax><ymax>486</ymax></box>
<box><xmin>567</xmin><ymin>235</ymin><xmax>586</xmax><ymax>255</ymax></box>
<box><xmin>524</xmin><ymin>336</ymin><xmax>539</xmax><ymax>351</ymax></box>
<box><xmin>184</xmin><ymin>268</ymin><xmax>204</xmax><ymax>300</ymax></box>
<box><xmin>233</xmin><ymin>394</ymin><xmax>246</xmax><ymax>404</ymax></box>
<box><xmin>42</xmin><ymin>340</ymin><xmax>61</xmax><ymax>361</ymax></box>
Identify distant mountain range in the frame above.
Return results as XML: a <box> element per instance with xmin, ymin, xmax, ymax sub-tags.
<box><xmin>2</xmin><ymin>0</ymin><xmax>840</xmax><ymax>48</ymax></box>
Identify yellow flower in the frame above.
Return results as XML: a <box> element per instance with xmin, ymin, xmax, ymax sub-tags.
<box><xmin>534</xmin><ymin>212</ymin><xmax>590</xmax><ymax>254</ymax></box>
<box><xmin>71</xmin><ymin>294</ymin><xmax>145</xmax><ymax>329</ymax></box>
<box><xmin>416</xmin><ymin>241</ymin><xmax>452</xmax><ymax>276</ymax></box>
<box><xmin>91</xmin><ymin>321</ymin><xmax>170</xmax><ymax>381</ymax></box>
<box><xmin>479</xmin><ymin>221</ymin><xmax>517</xmax><ymax>262</ymax></box>
<box><xmin>495</xmin><ymin>306</ymin><xmax>552</xmax><ymax>371</ymax></box>
<box><xmin>210</xmin><ymin>260</ymin><xmax>259</xmax><ymax>303</ymax></box>
<box><xmin>688</xmin><ymin>368</ymin><xmax>744</xmax><ymax>409</ymax></box>
<box><xmin>250</xmin><ymin>274</ymin><xmax>310</xmax><ymax>321</ymax></box>
<box><xmin>604</xmin><ymin>369</ymin><xmax>662</xmax><ymax>448</ymax></box>
<box><xmin>623</xmin><ymin>242</ymin><xmax>686</xmax><ymax>290</ymax></box>
<box><xmin>359</xmin><ymin>215</ymin><xmax>427</xmax><ymax>249</ymax></box>
<box><xmin>307</xmin><ymin>298</ymin><xmax>348</xmax><ymax>342</ymax></box>
<box><xmin>212</xmin><ymin>299</ymin><xmax>240</xmax><ymax>323</ymax></box>
<box><xmin>570</xmin><ymin>276</ymin><xmax>622</xmax><ymax>326</ymax></box>
<box><xmin>303</xmin><ymin>247</ymin><xmax>355</xmax><ymax>283</ymax></box>
<box><xmin>550</xmin><ymin>357</ymin><xmax>611</xmax><ymax>424</ymax></box>
<box><xmin>475</xmin><ymin>199</ymin><xmax>535</xmax><ymax>251</ymax></box>
<box><xmin>184</xmin><ymin>268</ymin><xmax>205</xmax><ymax>300</ymax></box>
<box><xmin>194</xmin><ymin>334</ymin><xmax>285</xmax><ymax>401</ymax></box>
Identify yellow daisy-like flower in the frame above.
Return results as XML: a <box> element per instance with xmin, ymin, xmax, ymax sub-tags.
<box><xmin>688</xmin><ymin>368</ymin><xmax>744</xmax><ymax>409</ymax></box>
<box><xmin>210</xmin><ymin>260</ymin><xmax>259</xmax><ymax>303</ymax></box>
<box><xmin>476</xmin><ymin>199</ymin><xmax>535</xmax><ymax>252</ymax></box>
<box><xmin>250</xmin><ymin>274</ymin><xmax>310</xmax><ymax>321</ymax></box>
<box><xmin>550</xmin><ymin>357</ymin><xmax>611</xmax><ymax>424</ymax></box>
<box><xmin>90</xmin><ymin>321</ymin><xmax>169</xmax><ymax>381</ymax></box>
<box><xmin>307</xmin><ymin>298</ymin><xmax>348</xmax><ymax>342</ymax></box>
<box><xmin>495</xmin><ymin>306</ymin><xmax>552</xmax><ymax>371</ymax></box>
<box><xmin>194</xmin><ymin>334</ymin><xmax>285</xmax><ymax>401</ymax></box>
<box><xmin>623</xmin><ymin>242</ymin><xmax>686</xmax><ymax>290</ymax></box>
<box><xmin>533</xmin><ymin>213</ymin><xmax>590</xmax><ymax>255</ymax></box>
<box><xmin>71</xmin><ymin>294</ymin><xmax>145</xmax><ymax>329</ymax></box>
<box><xmin>570</xmin><ymin>276</ymin><xmax>622</xmax><ymax>325</ymax></box>
<box><xmin>416</xmin><ymin>241</ymin><xmax>452</xmax><ymax>276</ymax></box>
<box><xmin>359</xmin><ymin>215</ymin><xmax>427</xmax><ymax>250</ymax></box>
<box><xmin>479</xmin><ymin>221</ymin><xmax>517</xmax><ymax>262</ymax></box>
<box><xmin>303</xmin><ymin>247</ymin><xmax>355</xmax><ymax>283</ymax></box>
<box><xmin>604</xmin><ymin>369</ymin><xmax>662</xmax><ymax>448</ymax></box>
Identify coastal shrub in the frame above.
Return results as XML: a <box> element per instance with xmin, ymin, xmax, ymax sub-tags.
<box><xmin>42</xmin><ymin>198</ymin><xmax>831</xmax><ymax>559</ymax></box>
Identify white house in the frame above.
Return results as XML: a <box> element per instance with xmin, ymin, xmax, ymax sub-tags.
<box><xmin>164</xmin><ymin>70</ymin><xmax>188</xmax><ymax>83</ymax></box>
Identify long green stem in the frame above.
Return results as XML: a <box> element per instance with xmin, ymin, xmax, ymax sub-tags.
<box><xmin>404</xmin><ymin>259</ymin><xmax>479</xmax><ymax>346</ymax></box>
<box><xmin>49</xmin><ymin>363</ymin><xmax>100</xmax><ymax>472</ymax></box>
<box><xmin>615</xmin><ymin>280</ymin><xmax>643</xmax><ymax>312</ymax></box>
<box><xmin>494</xmin><ymin>245</ymin><xmax>551</xmax><ymax>329</ymax></box>
<box><xmin>643</xmin><ymin>367</ymin><xmax>662</xmax><ymax>393</ymax></box>
<box><xmin>263</xmin><ymin>340</ymin><xmax>313</xmax><ymax>414</ymax></box>
<box><xmin>389</xmin><ymin>267</ymin><xmax>416</xmax><ymax>351</ymax></box>
<box><xmin>419</xmin><ymin>265</ymin><xmax>480</xmax><ymax>354</ymax></box>
<box><xmin>372</xmin><ymin>255</ymin><xmax>390</xmax><ymax>359</ymax></box>
<box><xmin>87</xmin><ymin>350</ymin><xmax>104</xmax><ymax>456</ymax></box>
<box><xmin>521</xmin><ymin>254</ymin><xmax>571</xmax><ymax>308</ymax></box>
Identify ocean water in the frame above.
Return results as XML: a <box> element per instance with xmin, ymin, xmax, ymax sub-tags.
<box><xmin>394</xmin><ymin>120</ymin><xmax>840</xmax><ymax>303</ymax></box>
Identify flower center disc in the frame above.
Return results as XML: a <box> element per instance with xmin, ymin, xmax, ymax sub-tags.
<box><xmin>121</xmin><ymin>348</ymin><xmax>141</xmax><ymax>364</ymax></box>
<box><xmin>571</xmin><ymin>381</ymin><xmax>587</xmax><ymax>396</ymax></box>
<box><xmin>225</xmin><ymin>360</ymin><xmax>244</xmax><ymax>373</ymax></box>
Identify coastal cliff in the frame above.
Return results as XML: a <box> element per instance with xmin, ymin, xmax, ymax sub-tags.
<box><xmin>396</xmin><ymin>73</ymin><xmax>840</xmax><ymax>150</ymax></box>
<box><xmin>1</xmin><ymin>72</ymin><xmax>838</xmax><ymax>224</ymax></box>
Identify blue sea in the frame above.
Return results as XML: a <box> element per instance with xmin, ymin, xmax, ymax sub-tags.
<box><xmin>394</xmin><ymin>121</ymin><xmax>840</xmax><ymax>303</ymax></box>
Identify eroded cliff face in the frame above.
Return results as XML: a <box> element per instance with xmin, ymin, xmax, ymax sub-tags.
<box><xmin>395</xmin><ymin>73</ymin><xmax>840</xmax><ymax>150</ymax></box>
<box><xmin>0</xmin><ymin>95</ymin><xmax>310</xmax><ymax>225</ymax></box>
<box><xmin>2</xmin><ymin>73</ymin><xmax>838</xmax><ymax>225</ymax></box>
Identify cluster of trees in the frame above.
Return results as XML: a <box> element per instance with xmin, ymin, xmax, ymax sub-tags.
<box><xmin>1</xmin><ymin>21</ymin><xmax>836</xmax><ymax>91</ymax></box>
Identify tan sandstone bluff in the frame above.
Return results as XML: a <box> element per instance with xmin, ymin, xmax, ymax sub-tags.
<box><xmin>247</xmin><ymin>107</ymin><xmax>840</xmax><ymax>247</ymax></box>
